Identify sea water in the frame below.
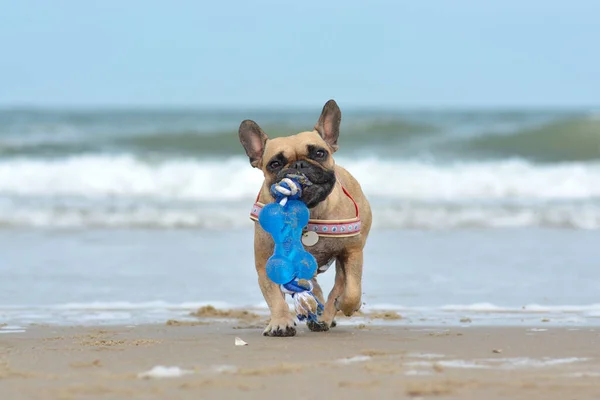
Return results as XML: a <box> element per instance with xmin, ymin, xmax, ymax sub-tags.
<box><xmin>0</xmin><ymin>108</ymin><xmax>599</xmax><ymax>326</ymax></box>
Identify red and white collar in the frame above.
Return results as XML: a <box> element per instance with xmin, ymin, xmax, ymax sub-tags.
<box><xmin>249</xmin><ymin>182</ymin><xmax>362</xmax><ymax>238</ymax></box>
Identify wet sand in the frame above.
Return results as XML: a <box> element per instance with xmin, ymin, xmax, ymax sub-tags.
<box><xmin>1</xmin><ymin>312</ymin><xmax>600</xmax><ymax>400</ymax></box>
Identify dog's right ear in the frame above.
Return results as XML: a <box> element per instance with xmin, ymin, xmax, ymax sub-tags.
<box><xmin>314</xmin><ymin>99</ymin><xmax>341</xmax><ymax>152</ymax></box>
<box><xmin>239</xmin><ymin>120</ymin><xmax>268</xmax><ymax>168</ymax></box>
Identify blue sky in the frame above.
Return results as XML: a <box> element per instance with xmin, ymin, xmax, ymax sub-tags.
<box><xmin>1</xmin><ymin>0</ymin><xmax>598</xmax><ymax>108</ymax></box>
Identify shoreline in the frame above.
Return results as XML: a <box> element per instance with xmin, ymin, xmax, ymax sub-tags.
<box><xmin>3</xmin><ymin>302</ymin><xmax>600</xmax><ymax>330</ymax></box>
<box><xmin>1</xmin><ymin>318</ymin><xmax>600</xmax><ymax>399</ymax></box>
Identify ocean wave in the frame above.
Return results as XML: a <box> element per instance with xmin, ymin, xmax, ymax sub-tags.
<box><xmin>2</xmin><ymin>109</ymin><xmax>598</xmax><ymax>162</ymax></box>
<box><xmin>0</xmin><ymin>198</ymin><xmax>599</xmax><ymax>229</ymax></box>
<box><xmin>0</xmin><ymin>154</ymin><xmax>599</xmax><ymax>201</ymax></box>
<box><xmin>440</xmin><ymin>116</ymin><xmax>600</xmax><ymax>163</ymax></box>
<box><xmin>0</xmin><ymin>110</ymin><xmax>437</xmax><ymax>158</ymax></box>
<box><xmin>0</xmin><ymin>154</ymin><xmax>599</xmax><ymax>229</ymax></box>
<box><xmin>374</xmin><ymin>202</ymin><xmax>600</xmax><ymax>230</ymax></box>
<box><xmin>0</xmin><ymin>155</ymin><xmax>261</xmax><ymax>201</ymax></box>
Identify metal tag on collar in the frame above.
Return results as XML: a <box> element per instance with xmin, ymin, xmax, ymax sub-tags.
<box><xmin>302</xmin><ymin>231</ymin><xmax>319</xmax><ymax>246</ymax></box>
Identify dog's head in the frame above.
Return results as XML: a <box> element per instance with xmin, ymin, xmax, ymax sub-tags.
<box><xmin>238</xmin><ymin>99</ymin><xmax>341</xmax><ymax>208</ymax></box>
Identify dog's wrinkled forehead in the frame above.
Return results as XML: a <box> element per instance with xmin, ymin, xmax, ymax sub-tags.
<box><xmin>263</xmin><ymin>131</ymin><xmax>329</xmax><ymax>164</ymax></box>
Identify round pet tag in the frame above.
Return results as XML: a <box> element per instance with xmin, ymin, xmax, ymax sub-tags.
<box><xmin>301</xmin><ymin>231</ymin><xmax>319</xmax><ymax>246</ymax></box>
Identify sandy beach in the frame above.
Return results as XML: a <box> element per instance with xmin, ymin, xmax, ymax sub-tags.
<box><xmin>2</xmin><ymin>310</ymin><xmax>600</xmax><ymax>400</ymax></box>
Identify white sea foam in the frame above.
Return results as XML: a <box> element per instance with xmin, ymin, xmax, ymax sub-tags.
<box><xmin>1</xmin><ymin>155</ymin><xmax>599</xmax><ymax>200</ymax></box>
<box><xmin>211</xmin><ymin>365</ymin><xmax>238</xmax><ymax>373</ymax></box>
<box><xmin>3</xmin><ymin>301</ymin><xmax>600</xmax><ymax>327</ymax></box>
<box><xmin>440</xmin><ymin>303</ymin><xmax>600</xmax><ymax>313</ymax></box>
<box><xmin>49</xmin><ymin>300</ymin><xmax>234</xmax><ymax>310</ymax></box>
<box><xmin>1</xmin><ymin>155</ymin><xmax>599</xmax><ymax>229</ymax></box>
<box><xmin>407</xmin><ymin>357</ymin><xmax>589</xmax><ymax>370</ymax></box>
<box><xmin>494</xmin><ymin>357</ymin><xmax>589</xmax><ymax>368</ymax></box>
<box><xmin>335</xmin><ymin>355</ymin><xmax>372</xmax><ymax>364</ymax></box>
<box><xmin>1</xmin><ymin>200</ymin><xmax>599</xmax><ymax>229</ymax></box>
<box><xmin>138</xmin><ymin>366</ymin><xmax>193</xmax><ymax>379</ymax></box>
<box><xmin>14</xmin><ymin>301</ymin><xmax>600</xmax><ymax>313</ymax></box>
<box><xmin>423</xmin><ymin>360</ymin><xmax>490</xmax><ymax>369</ymax></box>
<box><xmin>0</xmin><ymin>325</ymin><xmax>24</xmax><ymax>330</ymax></box>
<box><xmin>3</xmin><ymin>301</ymin><xmax>600</xmax><ymax>315</ymax></box>
<box><xmin>405</xmin><ymin>370</ymin><xmax>433</xmax><ymax>376</ymax></box>
<box><xmin>408</xmin><ymin>353</ymin><xmax>446</xmax><ymax>359</ymax></box>
<box><xmin>0</xmin><ymin>325</ymin><xmax>26</xmax><ymax>334</ymax></box>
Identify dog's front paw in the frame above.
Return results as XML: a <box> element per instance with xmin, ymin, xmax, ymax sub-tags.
<box><xmin>263</xmin><ymin>317</ymin><xmax>297</xmax><ymax>337</ymax></box>
<box><xmin>307</xmin><ymin>320</ymin><xmax>330</xmax><ymax>332</ymax></box>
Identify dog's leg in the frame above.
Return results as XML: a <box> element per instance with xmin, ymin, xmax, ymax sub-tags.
<box><xmin>258</xmin><ymin>271</ymin><xmax>296</xmax><ymax>337</ymax></box>
<box><xmin>254</xmin><ymin>236</ymin><xmax>296</xmax><ymax>337</ymax></box>
<box><xmin>335</xmin><ymin>249</ymin><xmax>363</xmax><ymax>316</ymax></box>
<box><xmin>310</xmin><ymin>277</ymin><xmax>325</xmax><ymax>305</ymax></box>
<box><xmin>308</xmin><ymin>261</ymin><xmax>345</xmax><ymax>331</ymax></box>
<box><xmin>307</xmin><ymin>277</ymin><xmax>332</xmax><ymax>332</ymax></box>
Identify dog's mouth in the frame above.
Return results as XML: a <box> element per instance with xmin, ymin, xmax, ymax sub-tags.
<box><xmin>276</xmin><ymin>166</ymin><xmax>336</xmax><ymax>208</ymax></box>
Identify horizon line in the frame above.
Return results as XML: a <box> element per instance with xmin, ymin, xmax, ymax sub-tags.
<box><xmin>1</xmin><ymin>102</ymin><xmax>598</xmax><ymax>113</ymax></box>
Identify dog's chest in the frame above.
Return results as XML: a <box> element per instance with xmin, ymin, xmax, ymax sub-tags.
<box><xmin>303</xmin><ymin>235</ymin><xmax>343</xmax><ymax>273</ymax></box>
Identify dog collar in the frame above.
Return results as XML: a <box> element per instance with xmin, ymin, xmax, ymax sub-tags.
<box><xmin>249</xmin><ymin>182</ymin><xmax>361</xmax><ymax>238</ymax></box>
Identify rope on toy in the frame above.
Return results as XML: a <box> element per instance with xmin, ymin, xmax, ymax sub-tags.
<box><xmin>259</xmin><ymin>173</ymin><xmax>324</xmax><ymax>323</ymax></box>
<box><xmin>281</xmin><ymin>279</ymin><xmax>323</xmax><ymax>323</ymax></box>
<box><xmin>271</xmin><ymin>178</ymin><xmax>300</xmax><ymax>206</ymax></box>
<box><xmin>270</xmin><ymin>173</ymin><xmax>314</xmax><ymax>206</ymax></box>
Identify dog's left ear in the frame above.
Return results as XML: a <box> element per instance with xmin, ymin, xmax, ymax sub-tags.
<box><xmin>314</xmin><ymin>99</ymin><xmax>341</xmax><ymax>152</ymax></box>
<box><xmin>239</xmin><ymin>120</ymin><xmax>268</xmax><ymax>168</ymax></box>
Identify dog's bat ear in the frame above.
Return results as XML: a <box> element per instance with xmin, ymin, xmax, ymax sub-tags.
<box><xmin>239</xmin><ymin>120</ymin><xmax>268</xmax><ymax>168</ymax></box>
<box><xmin>314</xmin><ymin>99</ymin><xmax>341</xmax><ymax>152</ymax></box>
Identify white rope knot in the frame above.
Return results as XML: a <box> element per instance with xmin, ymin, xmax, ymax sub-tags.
<box><xmin>273</xmin><ymin>178</ymin><xmax>300</xmax><ymax>206</ymax></box>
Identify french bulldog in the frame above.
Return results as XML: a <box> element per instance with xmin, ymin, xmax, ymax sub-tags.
<box><xmin>239</xmin><ymin>99</ymin><xmax>372</xmax><ymax>337</ymax></box>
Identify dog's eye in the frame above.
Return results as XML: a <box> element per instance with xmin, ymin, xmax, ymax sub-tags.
<box><xmin>315</xmin><ymin>149</ymin><xmax>327</xmax><ymax>159</ymax></box>
<box><xmin>269</xmin><ymin>160</ymin><xmax>282</xmax><ymax>169</ymax></box>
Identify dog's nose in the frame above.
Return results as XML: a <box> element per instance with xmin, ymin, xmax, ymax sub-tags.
<box><xmin>291</xmin><ymin>160</ymin><xmax>310</xmax><ymax>171</ymax></box>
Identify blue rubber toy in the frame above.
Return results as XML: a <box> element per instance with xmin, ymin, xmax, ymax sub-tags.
<box><xmin>259</xmin><ymin>199</ymin><xmax>318</xmax><ymax>284</ymax></box>
<box><xmin>258</xmin><ymin>176</ymin><xmax>323</xmax><ymax>322</ymax></box>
